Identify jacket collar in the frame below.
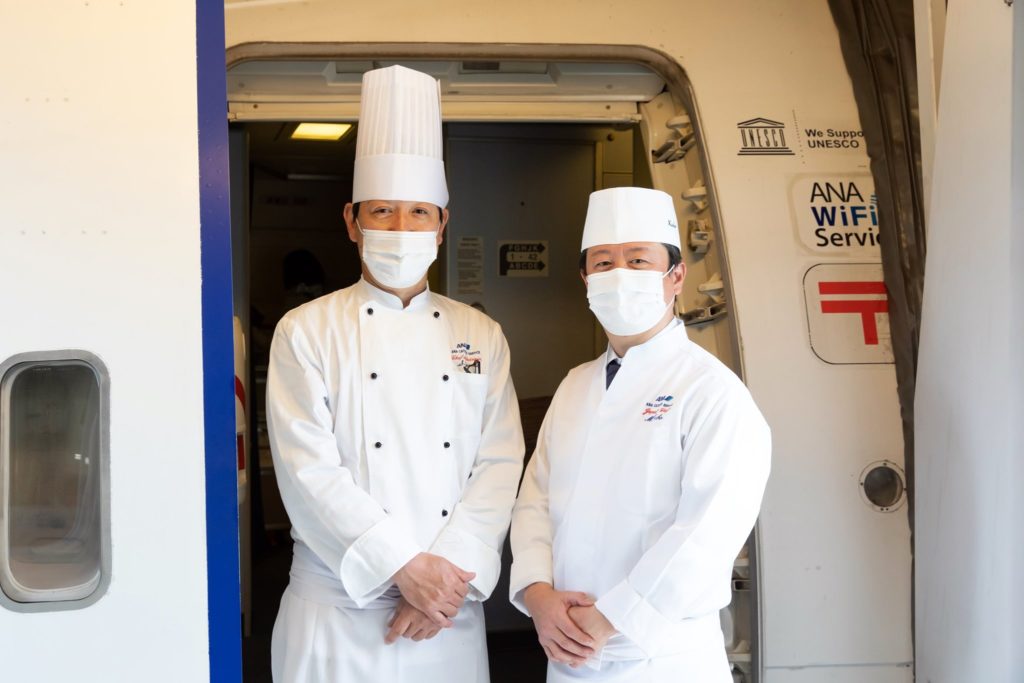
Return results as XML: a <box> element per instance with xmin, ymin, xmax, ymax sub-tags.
<box><xmin>603</xmin><ymin>317</ymin><xmax>686</xmax><ymax>367</ymax></box>
<box><xmin>356</xmin><ymin>277</ymin><xmax>432</xmax><ymax>312</ymax></box>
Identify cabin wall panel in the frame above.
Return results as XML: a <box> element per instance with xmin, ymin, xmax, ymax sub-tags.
<box><xmin>915</xmin><ymin>1</ymin><xmax>1018</xmax><ymax>681</ymax></box>
<box><xmin>0</xmin><ymin>3</ymin><xmax>210</xmax><ymax>681</ymax></box>
<box><xmin>765</xmin><ymin>665</ymin><xmax>911</xmax><ymax>683</ymax></box>
<box><xmin>1013</xmin><ymin>4</ymin><xmax>1024</xmax><ymax>675</ymax></box>
<box><xmin>444</xmin><ymin>129</ymin><xmax>601</xmax><ymax>399</ymax></box>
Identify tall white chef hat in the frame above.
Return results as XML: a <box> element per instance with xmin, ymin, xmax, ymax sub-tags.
<box><xmin>580</xmin><ymin>187</ymin><xmax>681</xmax><ymax>250</ymax></box>
<box><xmin>352</xmin><ymin>65</ymin><xmax>449</xmax><ymax>208</ymax></box>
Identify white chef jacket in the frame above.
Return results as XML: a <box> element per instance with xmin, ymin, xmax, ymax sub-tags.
<box><xmin>509</xmin><ymin>320</ymin><xmax>770</xmax><ymax>682</ymax></box>
<box><xmin>266</xmin><ymin>278</ymin><xmax>525</xmax><ymax>682</ymax></box>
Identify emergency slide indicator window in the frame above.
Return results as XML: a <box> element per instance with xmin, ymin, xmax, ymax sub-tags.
<box><xmin>1</xmin><ymin>356</ymin><xmax>109</xmax><ymax>608</ymax></box>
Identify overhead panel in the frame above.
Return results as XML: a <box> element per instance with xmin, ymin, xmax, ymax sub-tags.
<box><xmin>228</xmin><ymin>59</ymin><xmax>664</xmax><ymax>122</ymax></box>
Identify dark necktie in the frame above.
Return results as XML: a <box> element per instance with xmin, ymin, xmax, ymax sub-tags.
<box><xmin>606</xmin><ymin>359</ymin><xmax>621</xmax><ymax>389</ymax></box>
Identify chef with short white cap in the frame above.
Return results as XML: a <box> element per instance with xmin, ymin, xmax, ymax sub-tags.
<box><xmin>267</xmin><ymin>65</ymin><xmax>525</xmax><ymax>683</ymax></box>
<box><xmin>509</xmin><ymin>187</ymin><xmax>771</xmax><ymax>682</ymax></box>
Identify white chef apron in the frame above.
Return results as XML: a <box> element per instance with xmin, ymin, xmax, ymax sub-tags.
<box><xmin>272</xmin><ymin>584</ymin><xmax>487</xmax><ymax>683</ymax></box>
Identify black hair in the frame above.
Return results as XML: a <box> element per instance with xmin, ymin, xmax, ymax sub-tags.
<box><xmin>578</xmin><ymin>243</ymin><xmax>682</xmax><ymax>273</ymax></box>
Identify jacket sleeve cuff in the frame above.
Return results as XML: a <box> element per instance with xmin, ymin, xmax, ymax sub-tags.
<box><xmin>508</xmin><ymin>547</ymin><xmax>554</xmax><ymax>616</ymax></box>
<box><xmin>430</xmin><ymin>527</ymin><xmax>501</xmax><ymax>601</ymax></box>
<box><xmin>595</xmin><ymin>579</ymin><xmax>675</xmax><ymax>658</ymax></box>
<box><xmin>339</xmin><ymin>516</ymin><xmax>421</xmax><ymax>607</ymax></box>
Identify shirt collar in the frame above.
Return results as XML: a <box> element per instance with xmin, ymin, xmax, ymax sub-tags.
<box><xmin>604</xmin><ymin>317</ymin><xmax>684</xmax><ymax>366</ymax></box>
<box><xmin>356</xmin><ymin>277</ymin><xmax>432</xmax><ymax>312</ymax></box>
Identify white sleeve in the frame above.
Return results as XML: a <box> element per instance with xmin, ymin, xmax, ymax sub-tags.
<box><xmin>267</xmin><ymin>317</ymin><xmax>421</xmax><ymax>607</ymax></box>
<box><xmin>429</xmin><ymin>323</ymin><xmax>526</xmax><ymax>601</ymax></box>
<box><xmin>595</xmin><ymin>385</ymin><xmax>771</xmax><ymax>657</ymax></box>
<box><xmin>507</xmin><ymin>399</ymin><xmax>556</xmax><ymax>615</ymax></box>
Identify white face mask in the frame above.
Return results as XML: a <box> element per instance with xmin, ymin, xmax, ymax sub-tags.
<box><xmin>586</xmin><ymin>267</ymin><xmax>674</xmax><ymax>336</ymax></box>
<box><xmin>358</xmin><ymin>220</ymin><xmax>439</xmax><ymax>289</ymax></box>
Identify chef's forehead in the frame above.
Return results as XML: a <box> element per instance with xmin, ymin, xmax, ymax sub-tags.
<box><xmin>354</xmin><ymin>199</ymin><xmax>443</xmax><ymax>214</ymax></box>
<box><xmin>358</xmin><ymin>199</ymin><xmax>442</xmax><ymax>208</ymax></box>
<box><xmin>584</xmin><ymin>241</ymin><xmax>666</xmax><ymax>256</ymax></box>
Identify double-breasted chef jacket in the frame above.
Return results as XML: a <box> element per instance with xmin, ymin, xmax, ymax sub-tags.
<box><xmin>510</xmin><ymin>320</ymin><xmax>771</xmax><ymax>682</ymax></box>
<box><xmin>267</xmin><ymin>278</ymin><xmax>525</xmax><ymax>683</ymax></box>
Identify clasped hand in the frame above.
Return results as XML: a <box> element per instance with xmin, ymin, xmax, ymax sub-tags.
<box><xmin>388</xmin><ymin>552</ymin><xmax>475</xmax><ymax>642</ymax></box>
<box><xmin>385</xmin><ymin>597</ymin><xmax>443</xmax><ymax>644</ymax></box>
<box><xmin>522</xmin><ymin>583</ymin><xmax>616</xmax><ymax>668</ymax></box>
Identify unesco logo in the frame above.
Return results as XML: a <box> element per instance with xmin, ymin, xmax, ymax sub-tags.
<box><xmin>737</xmin><ymin>117</ymin><xmax>795</xmax><ymax>156</ymax></box>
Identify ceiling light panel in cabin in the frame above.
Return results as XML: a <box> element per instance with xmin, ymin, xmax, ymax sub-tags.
<box><xmin>291</xmin><ymin>122</ymin><xmax>352</xmax><ymax>141</ymax></box>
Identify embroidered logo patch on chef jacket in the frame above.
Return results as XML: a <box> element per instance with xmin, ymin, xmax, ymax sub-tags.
<box><xmin>642</xmin><ymin>395</ymin><xmax>674</xmax><ymax>422</ymax></box>
<box><xmin>451</xmin><ymin>342</ymin><xmax>482</xmax><ymax>374</ymax></box>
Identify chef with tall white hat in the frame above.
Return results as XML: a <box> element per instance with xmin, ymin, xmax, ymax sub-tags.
<box><xmin>509</xmin><ymin>187</ymin><xmax>771</xmax><ymax>682</ymax></box>
<box><xmin>267</xmin><ymin>64</ymin><xmax>525</xmax><ymax>683</ymax></box>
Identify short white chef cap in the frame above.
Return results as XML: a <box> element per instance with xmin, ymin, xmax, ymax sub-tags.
<box><xmin>581</xmin><ymin>187</ymin><xmax>681</xmax><ymax>251</ymax></box>
<box><xmin>352</xmin><ymin>65</ymin><xmax>449</xmax><ymax>208</ymax></box>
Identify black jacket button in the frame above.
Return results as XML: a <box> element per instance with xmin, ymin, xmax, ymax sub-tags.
<box><xmin>374</xmin><ymin>441</ymin><xmax>382</xmax><ymax>449</ymax></box>
<box><xmin>367</xmin><ymin>307</ymin><xmax>374</xmax><ymax>315</ymax></box>
<box><xmin>370</xmin><ymin>372</ymin><xmax>378</xmax><ymax>379</ymax></box>
<box><xmin>442</xmin><ymin>374</ymin><xmax>449</xmax><ymax>382</ymax></box>
<box><xmin>441</xmin><ymin>509</ymin><xmax>448</xmax><ymax>517</ymax></box>
<box><xmin>444</xmin><ymin>441</ymin><xmax>451</xmax><ymax>448</ymax></box>
<box><xmin>433</xmin><ymin>311</ymin><xmax>440</xmax><ymax>319</ymax></box>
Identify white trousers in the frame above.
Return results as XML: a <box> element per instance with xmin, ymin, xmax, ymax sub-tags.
<box><xmin>271</xmin><ymin>586</ymin><xmax>489</xmax><ymax>683</ymax></box>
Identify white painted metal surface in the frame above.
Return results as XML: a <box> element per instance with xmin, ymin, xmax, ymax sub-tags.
<box><xmin>1016</xmin><ymin>5</ymin><xmax>1024</xmax><ymax>674</ymax></box>
<box><xmin>914</xmin><ymin>0</ymin><xmax>946</xmax><ymax>227</ymax></box>
<box><xmin>0</xmin><ymin>3</ymin><xmax>211</xmax><ymax>681</ymax></box>
<box><xmin>915</xmin><ymin>2</ymin><xmax>1022</xmax><ymax>681</ymax></box>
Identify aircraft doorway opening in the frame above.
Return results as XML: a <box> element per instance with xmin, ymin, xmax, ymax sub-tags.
<box><xmin>231</xmin><ymin>118</ymin><xmax>648</xmax><ymax>682</ymax></box>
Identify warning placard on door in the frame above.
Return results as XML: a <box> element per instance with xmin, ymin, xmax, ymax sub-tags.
<box><xmin>455</xmin><ymin>236</ymin><xmax>484</xmax><ymax>295</ymax></box>
<box><xmin>498</xmin><ymin>241</ymin><xmax>548</xmax><ymax>277</ymax></box>
<box><xmin>803</xmin><ymin>262</ymin><xmax>894</xmax><ymax>364</ymax></box>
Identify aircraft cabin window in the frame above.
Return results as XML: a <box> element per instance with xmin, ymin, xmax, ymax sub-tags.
<box><xmin>0</xmin><ymin>354</ymin><xmax>110</xmax><ymax>609</ymax></box>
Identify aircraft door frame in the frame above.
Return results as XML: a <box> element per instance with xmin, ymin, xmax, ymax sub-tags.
<box><xmin>199</xmin><ymin>1</ymin><xmax>243</xmax><ymax>681</ymax></box>
<box><xmin>224</xmin><ymin>42</ymin><xmax>757</xmax><ymax>681</ymax></box>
